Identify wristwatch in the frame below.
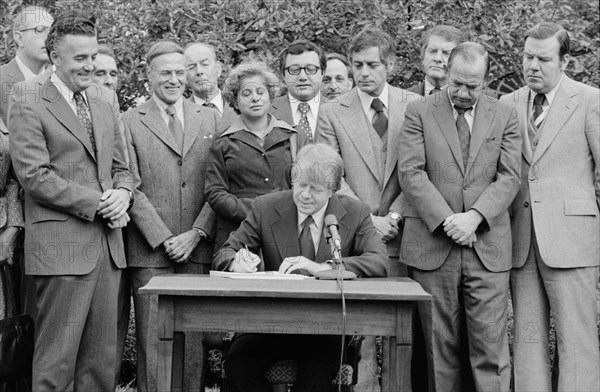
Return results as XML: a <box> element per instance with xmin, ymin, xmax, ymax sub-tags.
<box><xmin>389</xmin><ymin>212</ymin><xmax>401</xmax><ymax>222</ymax></box>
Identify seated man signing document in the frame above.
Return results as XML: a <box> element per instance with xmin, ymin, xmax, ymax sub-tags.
<box><xmin>213</xmin><ymin>143</ymin><xmax>388</xmax><ymax>392</ymax></box>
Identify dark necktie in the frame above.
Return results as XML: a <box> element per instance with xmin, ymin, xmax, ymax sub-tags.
<box><xmin>299</xmin><ymin>215</ymin><xmax>315</xmax><ymax>261</ymax></box>
<box><xmin>166</xmin><ymin>105</ymin><xmax>184</xmax><ymax>151</ymax></box>
<box><xmin>371</xmin><ymin>98</ymin><xmax>388</xmax><ymax>138</ymax></box>
<box><xmin>297</xmin><ymin>102</ymin><xmax>313</xmax><ymax>142</ymax></box>
<box><xmin>203</xmin><ymin>102</ymin><xmax>217</xmax><ymax>110</ymax></box>
<box><xmin>429</xmin><ymin>87</ymin><xmax>441</xmax><ymax>95</ymax></box>
<box><xmin>532</xmin><ymin>93</ymin><xmax>547</xmax><ymax>131</ymax></box>
<box><xmin>455</xmin><ymin>106</ymin><xmax>472</xmax><ymax>169</ymax></box>
<box><xmin>73</xmin><ymin>92</ymin><xmax>96</xmax><ymax>153</ymax></box>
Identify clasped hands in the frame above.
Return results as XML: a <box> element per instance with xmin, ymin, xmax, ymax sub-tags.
<box><xmin>163</xmin><ymin>229</ymin><xmax>206</xmax><ymax>264</ymax></box>
<box><xmin>443</xmin><ymin>210</ymin><xmax>483</xmax><ymax>248</ymax></box>
<box><xmin>98</xmin><ymin>188</ymin><xmax>131</xmax><ymax>229</ymax></box>
<box><xmin>372</xmin><ymin>213</ymin><xmax>400</xmax><ymax>243</ymax></box>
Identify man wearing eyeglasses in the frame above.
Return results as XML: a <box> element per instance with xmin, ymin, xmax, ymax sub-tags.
<box><xmin>122</xmin><ymin>41</ymin><xmax>219</xmax><ymax>392</ymax></box>
<box><xmin>1</xmin><ymin>5</ymin><xmax>53</xmax><ymax>124</ymax></box>
<box><xmin>184</xmin><ymin>42</ymin><xmax>237</xmax><ymax>131</ymax></box>
<box><xmin>316</xmin><ymin>26</ymin><xmax>420</xmax><ymax>392</ymax></box>
<box><xmin>271</xmin><ymin>39</ymin><xmax>326</xmax><ymax>141</ymax></box>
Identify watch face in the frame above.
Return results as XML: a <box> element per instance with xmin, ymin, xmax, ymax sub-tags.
<box><xmin>390</xmin><ymin>213</ymin><xmax>400</xmax><ymax>220</ymax></box>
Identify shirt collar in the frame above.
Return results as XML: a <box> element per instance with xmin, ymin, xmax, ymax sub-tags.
<box><xmin>153</xmin><ymin>94</ymin><xmax>184</xmax><ymax>115</ymax></box>
<box><xmin>297</xmin><ymin>199</ymin><xmax>329</xmax><ymax>232</ymax></box>
<box><xmin>220</xmin><ymin>113</ymin><xmax>295</xmax><ymax>137</ymax></box>
<box><xmin>357</xmin><ymin>83</ymin><xmax>389</xmax><ymax>115</ymax></box>
<box><xmin>15</xmin><ymin>54</ymin><xmax>46</xmax><ymax>80</ymax></box>
<box><xmin>192</xmin><ymin>90</ymin><xmax>224</xmax><ymax>113</ymax></box>
<box><xmin>536</xmin><ymin>73</ymin><xmax>563</xmax><ymax>107</ymax></box>
<box><xmin>424</xmin><ymin>78</ymin><xmax>444</xmax><ymax>96</ymax></box>
<box><xmin>289</xmin><ymin>92</ymin><xmax>321</xmax><ymax>117</ymax></box>
<box><xmin>50</xmin><ymin>71</ymin><xmax>88</xmax><ymax>107</ymax></box>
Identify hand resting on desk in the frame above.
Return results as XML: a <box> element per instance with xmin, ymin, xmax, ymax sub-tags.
<box><xmin>231</xmin><ymin>248</ymin><xmax>262</xmax><ymax>272</ymax></box>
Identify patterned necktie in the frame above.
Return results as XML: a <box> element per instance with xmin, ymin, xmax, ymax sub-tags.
<box><xmin>454</xmin><ymin>106</ymin><xmax>472</xmax><ymax>169</ymax></box>
<box><xmin>297</xmin><ymin>102</ymin><xmax>313</xmax><ymax>142</ymax></box>
<box><xmin>371</xmin><ymin>98</ymin><xmax>388</xmax><ymax>138</ymax></box>
<box><xmin>532</xmin><ymin>93</ymin><xmax>547</xmax><ymax>130</ymax></box>
<box><xmin>166</xmin><ymin>105</ymin><xmax>184</xmax><ymax>151</ymax></box>
<box><xmin>203</xmin><ymin>102</ymin><xmax>217</xmax><ymax>110</ymax></box>
<box><xmin>73</xmin><ymin>92</ymin><xmax>96</xmax><ymax>153</ymax></box>
<box><xmin>299</xmin><ymin>215</ymin><xmax>315</xmax><ymax>261</ymax></box>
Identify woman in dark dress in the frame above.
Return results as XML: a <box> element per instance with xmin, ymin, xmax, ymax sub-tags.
<box><xmin>206</xmin><ymin>60</ymin><xmax>309</xmax><ymax>250</ymax></box>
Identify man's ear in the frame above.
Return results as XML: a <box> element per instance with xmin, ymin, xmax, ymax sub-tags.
<box><xmin>50</xmin><ymin>50</ymin><xmax>60</xmax><ymax>66</ymax></box>
<box><xmin>13</xmin><ymin>31</ymin><xmax>24</xmax><ymax>48</ymax></box>
<box><xmin>560</xmin><ymin>54</ymin><xmax>570</xmax><ymax>72</ymax></box>
<box><xmin>482</xmin><ymin>72</ymin><xmax>493</xmax><ymax>87</ymax></box>
<box><xmin>386</xmin><ymin>59</ymin><xmax>395</xmax><ymax>74</ymax></box>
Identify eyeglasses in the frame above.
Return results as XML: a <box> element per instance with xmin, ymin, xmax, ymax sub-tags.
<box><xmin>152</xmin><ymin>68</ymin><xmax>187</xmax><ymax>80</ymax></box>
<box><xmin>285</xmin><ymin>65</ymin><xmax>321</xmax><ymax>75</ymax></box>
<box><xmin>19</xmin><ymin>25</ymin><xmax>50</xmax><ymax>35</ymax></box>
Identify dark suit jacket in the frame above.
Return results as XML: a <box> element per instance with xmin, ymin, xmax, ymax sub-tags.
<box><xmin>9</xmin><ymin>74</ymin><xmax>133</xmax><ymax>275</ymax></box>
<box><xmin>123</xmin><ymin>98</ymin><xmax>219</xmax><ymax>267</ymax></box>
<box><xmin>213</xmin><ymin>191</ymin><xmax>389</xmax><ymax>277</ymax></box>
<box><xmin>398</xmin><ymin>88</ymin><xmax>521</xmax><ymax>271</ymax></box>
<box><xmin>0</xmin><ymin>59</ymin><xmax>25</xmax><ymax>124</ymax></box>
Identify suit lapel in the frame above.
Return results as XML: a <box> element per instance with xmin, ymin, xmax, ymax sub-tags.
<box><xmin>466</xmin><ymin>99</ymin><xmax>494</xmax><ymax>174</ymax></box>
<box><xmin>139</xmin><ymin>99</ymin><xmax>181</xmax><ymax>156</ymax></box>
<box><xmin>271</xmin><ymin>97</ymin><xmax>295</xmax><ymax>126</ymax></box>
<box><xmin>4</xmin><ymin>59</ymin><xmax>25</xmax><ymax>84</ymax></box>
<box><xmin>515</xmin><ymin>88</ymin><xmax>533</xmax><ymax>163</ymax></box>
<box><xmin>383</xmin><ymin>86</ymin><xmax>405</xmax><ymax>187</ymax></box>
<box><xmin>432</xmin><ymin>91</ymin><xmax>465</xmax><ymax>175</ymax></box>
<box><xmin>270</xmin><ymin>194</ymin><xmax>300</xmax><ymax>261</ymax></box>
<box><xmin>532</xmin><ymin>77</ymin><xmax>578</xmax><ymax>162</ymax></box>
<box><xmin>339</xmin><ymin>90</ymin><xmax>381</xmax><ymax>184</ymax></box>
<box><xmin>182</xmin><ymin>100</ymin><xmax>203</xmax><ymax>157</ymax></box>
<box><xmin>43</xmin><ymin>80</ymin><xmax>96</xmax><ymax>160</ymax></box>
<box><xmin>88</xmin><ymin>97</ymin><xmax>104</xmax><ymax>163</ymax></box>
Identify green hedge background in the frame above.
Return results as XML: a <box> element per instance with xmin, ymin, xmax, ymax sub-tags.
<box><xmin>2</xmin><ymin>0</ymin><xmax>598</xmax><ymax>110</ymax></box>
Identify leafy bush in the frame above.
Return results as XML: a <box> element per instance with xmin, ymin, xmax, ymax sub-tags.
<box><xmin>2</xmin><ymin>0</ymin><xmax>597</xmax><ymax>111</ymax></box>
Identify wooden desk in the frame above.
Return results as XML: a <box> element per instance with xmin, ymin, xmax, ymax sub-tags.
<box><xmin>140</xmin><ymin>275</ymin><xmax>431</xmax><ymax>392</ymax></box>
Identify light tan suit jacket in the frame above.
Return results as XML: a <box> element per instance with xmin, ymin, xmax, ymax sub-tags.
<box><xmin>9</xmin><ymin>74</ymin><xmax>132</xmax><ymax>275</ymax></box>
<box><xmin>500</xmin><ymin>76</ymin><xmax>600</xmax><ymax>268</ymax></box>
<box><xmin>316</xmin><ymin>86</ymin><xmax>420</xmax><ymax>257</ymax></box>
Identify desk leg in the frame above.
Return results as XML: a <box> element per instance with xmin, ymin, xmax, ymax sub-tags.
<box><xmin>150</xmin><ymin>295</ymin><xmax>175</xmax><ymax>392</ymax></box>
<box><xmin>391</xmin><ymin>304</ymin><xmax>413</xmax><ymax>392</ymax></box>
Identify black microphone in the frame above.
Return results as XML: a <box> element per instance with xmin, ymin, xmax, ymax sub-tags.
<box><xmin>324</xmin><ymin>214</ymin><xmax>342</xmax><ymax>251</ymax></box>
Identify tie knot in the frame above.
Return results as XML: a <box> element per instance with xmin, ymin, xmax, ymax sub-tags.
<box><xmin>203</xmin><ymin>102</ymin><xmax>217</xmax><ymax>109</ymax></box>
<box><xmin>166</xmin><ymin>105</ymin><xmax>176</xmax><ymax>116</ymax></box>
<box><xmin>533</xmin><ymin>93</ymin><xmax>546</xmax><ymax>106</ymax></box>
<box><xmin>429</xmin><ymin>87</ymin><xmax>441</xmax><ymax>95</ymax></box>
<box><xmin>454</xmin><ymin>106</ymin><xmax>472</xmax><ymax>116</ymax></box>
<box><xmin>371</xmin><ymin>98</ymin><xmax>384</xmax><ymax>113</ymax></box>
<box><xmin>73</xmin><ymin>92</ymin><xmax>85</xmax><ymax>105</ymax></box>
<box><xmin>302</xmin><ymin>215</ymin><xmax>314</xmax><ymax>228</ymax></box>
<box><xmin>298</xmin><ymin>102</ymin><xmax>310</xmax><ymax>114</ymax></box>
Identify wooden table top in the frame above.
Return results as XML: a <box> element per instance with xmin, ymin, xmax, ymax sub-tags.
<box><xmin>139</xmin><ymin>274</ymin><xmax>431</xmax><ymax>302</ymax></box>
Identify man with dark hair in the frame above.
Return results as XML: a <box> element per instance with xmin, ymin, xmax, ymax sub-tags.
<box><xmin>271</xmin><ymin>39</ymin><xmax>327</xmax><ymax>141</ymax></box>
<box><xmin>9</xmin><ymin>12</ymin><xmax>133</xmax><ymax>391</ymax></box>
<box><xmin>184</xmin><ymin>42</ymin><xmax>237</xmax><ymax>130</ymax></box>
<box><xmin>408</xmin><ymin>25</ymin><xmax>466</xmax><ymax>96</ymax></box>
<box><xmin>214</xmin><ymin>143</ymin><xmax>388</xmax><ymax>392</ymax></box>
<box><xmin>321</xmin><ymin>52</ymin><xmax>353</xmax><ymax>101</ymax></box>
<box><xmin>500</xmin><ymin>22</ymin><xmax>599</xmax><ymax>392</ymax></box>
<box><xmin>92</xmin><ymin>44</ymin><xmax>119</xmax><ymax>90</ymax></box>
<box><xmin>316</xmin><ymin>25</ymin><xmax>419</xmax><ymax>391</ymax></box>
<box><xmin>1</xmin><ymin>5</ymin><xmax>53</xmax><ymax>123</ymax></box>
<box><xmin>399</xmin><ymin>42</ymin><xmax>521</xmax><ymax>392</ymax></box>
<box><xmin>123</xmin><ymin>40</ymin><xmax>219</xmax><ymax>392</ymax></box>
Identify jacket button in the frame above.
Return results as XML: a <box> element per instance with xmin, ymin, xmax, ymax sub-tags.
<box><xmin>182</xmin><ymin>182</ymin><xmax>186</xmax><ymax>188</ymax></box>
<box><xmin>529</xmin><ymin>177</ymin><xmax>537</xmax><ymax>182</ymax></box>
<box><xmin>177</xmin><ymin>160</ymin><xmax>182</xmax><ymax>166</ymax></box>
<box><xmin>264</xmin><ymin>178</ymin><xmax>269</xmax><ymax>182</ymax></box>
<box><xmin>533</xmin><ymin>141</ymin><xmax>538</xmax><ymax>146</ymax></box>
<box><xmin>524</xmin><ymin>201</ymin><xmax>529</xmax><ymax>207</ymax></box>
<box><xmin>463</xmin><ymin>186</ymin><xmax>468</xmax><ymax>190</ymax></box>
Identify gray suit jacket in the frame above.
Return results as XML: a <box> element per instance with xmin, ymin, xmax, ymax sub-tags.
<box><xmin>123</xmin><ymin>98</ymin><xmax>218</xmax><ymax>267</ymax></box>
<box><xmin>0</xmin><ymin>59</ymin><xmax>25</xmax><ymax>124</ymax></box>
<box><xmin>399</xmin><ymin>88</ymin><xmax>522</xmax><ymax>271</ymax></box>
<box><xmin>500</xmin><ymin>76</ymin><xmax>600</xmax><ymax>268</ymax></box>
<box><xmin>270</xmin><ymin>95</ymin><xmax>295</xmax><ymax>127</ymax></box>
<box><xmin>316</xmin><ymin>86</ymin><xmax>420</xmax><ymax>257</ymax></box>
<box><xmin>9</xmin><ymin>74</ymin><xmax>133</xmax><ymax>275</ymax></box>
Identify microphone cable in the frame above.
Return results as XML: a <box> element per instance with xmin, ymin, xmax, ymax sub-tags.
<box><xmin>335</xmin><ymin>251</ymin><xmax>346</xmax><ymax>392</ymax></box>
